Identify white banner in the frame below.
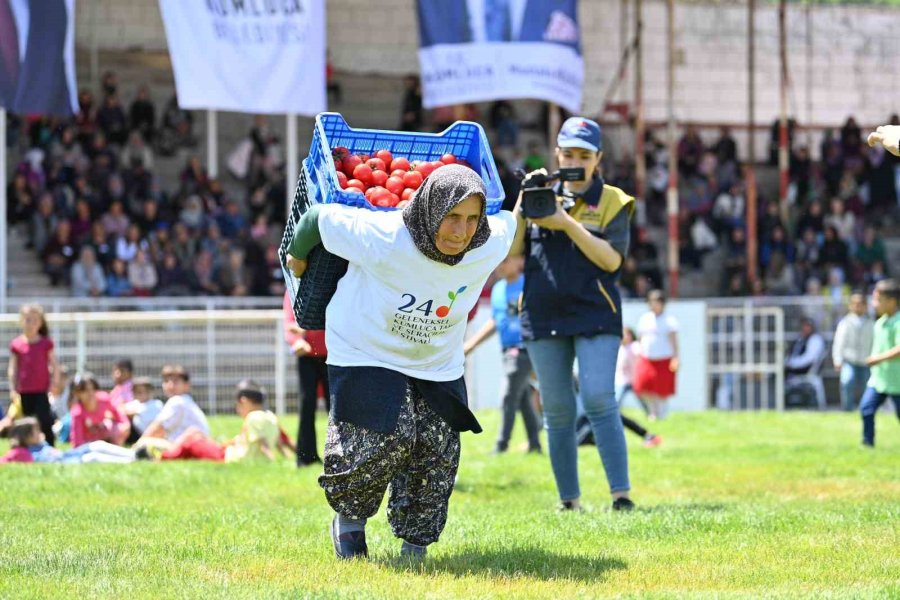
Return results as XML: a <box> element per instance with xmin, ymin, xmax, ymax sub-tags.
<box><xmin>158</xmin><ymin>0</ymin><xmax>325</xmax><ymax>115</ymax></box>
<box><xmin>418</xmin><ymin>43</ymin><xmax>583</xmax><ymax>115</ymax></box>
<box><xmin>416</xmin><ymin>0</ymin><xmax>583</xmax><ymax>114</ymax></box>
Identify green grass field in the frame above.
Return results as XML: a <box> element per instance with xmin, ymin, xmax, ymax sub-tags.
<box><xmin>2</xmin><ymin>410</ymin><xmax>899</xmax><ymax>599</ymax></box>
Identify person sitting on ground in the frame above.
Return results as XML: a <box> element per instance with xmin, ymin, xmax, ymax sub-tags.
<box><xmin>158</xmin><ymin>379</ymin><xmax>289</xmax><ymax>463</ymax></box>
<box><xmin>134</xmin><ymin>365</ymin><xmax>209</xmax><ymax>453</ymax></box>
<box><xmin>69</xmin><ymin>372</ymin><xmax>131</xmax><ymax>447</ymax></box>
<box><xmin>109</xmin><ymin>359</ymin><xmax>134</xmax><ymax>408</ymax></box>
<box><xmin>122</xmin><ymin>377</ymin><xmax>164</xmax><ymax>445</ymax></box>
<box><xmin>8</xmin><ymin>417</ymin><xmax>137</xmax><ymax>464</ymax></box>
<box><xmin>0</xmin><ymin>418</ymin><xmax>37</xmax><ymax>463</ymax></box>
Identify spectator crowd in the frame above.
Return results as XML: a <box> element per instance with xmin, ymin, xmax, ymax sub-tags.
<box><xmin>5</xmin><ymin>71</ymin><xmax>287</xmax><ymax>298</ymax></box>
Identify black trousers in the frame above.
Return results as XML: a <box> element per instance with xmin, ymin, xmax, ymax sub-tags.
<box><xmin>20</xmin><ymin>392</ymin><xmax>55</xmax><ymax>446</ymax></box>
<box><xmin>296</xmin><ymin>356</ymin><xmax>330</xmax><ymax>465</ymax></box>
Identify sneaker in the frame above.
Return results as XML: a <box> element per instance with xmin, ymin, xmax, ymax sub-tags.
<box><xmin>400</xmin><ymin>541</ymin><xmax>427</xmax><ymax>559</ymax></box>
<box><xmin>330</xmin><ymin>516</ymin><xmax>368</xmax><ymax>560</ymax></box>
<box><xmin>643</xmin><ymin>434</ymin><xmax>663</xmax><ymax>448</ymax></box>
<box><xmin>612</xmin><ymin>497</ymin><xmax>635</xmax><ymax>512</ymax></box>
<box><xmin>557</xmin><ymin>500</ymin><xmax>583</xmax><ymax>512</ymax></box>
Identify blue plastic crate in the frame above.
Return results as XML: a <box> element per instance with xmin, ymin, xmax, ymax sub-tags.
<box><xmin>304</xmin><ymin>112</ymin><xmax>505</xmax><ymax>215</ymax></box>
<box><xmin>279</xmin><ymin>165</ymin><xmax>348</xmax><ymax>330</ymax></box>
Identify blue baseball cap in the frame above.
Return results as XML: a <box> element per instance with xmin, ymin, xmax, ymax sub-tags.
<box><xmin>557</xmin><ymin>117</ymin><xmax>602</xmax><ymax>153</ymax></box>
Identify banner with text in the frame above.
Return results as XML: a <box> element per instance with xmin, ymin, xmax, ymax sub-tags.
<box><xmin>416</xmin><ymin>0</ymin><xmax>583</xmax><ymax>114</ymax></box>
<box><xmin>0</xmin><ymin>0</ymin><xmax>78</xmax><ymax>116</ymax></box>
<box><xmin>158</xmin><ymin>0</ymin><xmax>325</xmax><ymax>115</ymax></box>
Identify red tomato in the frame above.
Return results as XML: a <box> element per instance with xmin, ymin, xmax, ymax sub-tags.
<box><xmin>440</xmin><ymin>153</ymin><xmax>457</xmax><ymax>164</ymax></box>
<box><xmin>343</xmin><ymin>155</ymin><xmax>362</xmax><ymax>176</ymax></box>
<box><xmin>353</xmin><ymin>164</ymin><xmax>373</xmax><ymax>185</ymax></box>
<box><xmin>366</xmin><ymin>158</ymin><xmax>387</xmax><ymax>173</ymax></box>
<box><xmin>385</xmin><ymin>176</ymin><xmax>405</xmax><ymax>196</ymax></box>
<box><xmin>401</xmin><ymin>188</ymin><xmax>415</xmax><ymax>201</ymax></box>
<box><xmin>358</xmin><ymin>154</ymin><xmax>371</xmax><ymax>162</ymax></box>
<box><xmin>336</xmin><ymin>171</ymin><xmax>348</xmax><ymax>189</ymax></box>
<box><xmin>390</xmin><ymin>169</ymin><xmax>407</xmax><ymax>179</ymax></box>
<box><xmin>347</xmin><ymin>178</ymin><xmax>367</xmax><ymax>192</ymax></box>
<box><xmin>402</xmin><ymin>170</ymin><xmax>423</xmax><ymax>190</ymax></box>
<box><xmin>416</xmin><ymin>162</ymin><xmax>435</xmax><ymax>178</ymax></box>
<box><xmin>332</xmin><ymin>146</ymin><xmax>350</xmax><ymax>160</ymax></box>
<box><xmin>431</xmin><ymin>160</ymin><xmax>444</xmax><ymax>171</ymax></box>
<box><xmin>368</xmin><ymin>187</ymin><xmax>392</xmax><ymax>207</ymax></box>
<box><xmin>391</xmin><ymin>157</ymin><xmax>411</xmax><ymax>172</ymax></box>
<box><xmin>389</xmin><ymin>193</ymin><xmax>400</xmax><ymax>207</ymax></box>
<box><xmin>371</xmin><ymin>170</ymin><xmax>389</xmax><ymax>187</ymax></box>
<box><xmin>375</xmin><ymin>149</ymin><xmax>393</xmax><ymax>166</ymax></box>
<box><xmin>334</xmin><ymin>158</ymin><xmax>343</xmax><ymax>173</ymax></box>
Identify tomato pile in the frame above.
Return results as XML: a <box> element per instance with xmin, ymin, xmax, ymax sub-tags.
<box><xmin>331</xmin><ymin>147</ymin><xmax>471</xmax><ymax>208</ymax></box>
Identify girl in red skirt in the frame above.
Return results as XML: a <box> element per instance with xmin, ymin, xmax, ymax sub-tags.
<box><xmin>633</xmin><ymin>290</ymin><xmax>679</xmax><ymax>420</ymax></box>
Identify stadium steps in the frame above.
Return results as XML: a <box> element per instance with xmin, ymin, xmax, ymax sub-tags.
<box><xmin>4</xmin><ymin>227</ymin><xmax>70</xmax><ymax>300</ymax></box>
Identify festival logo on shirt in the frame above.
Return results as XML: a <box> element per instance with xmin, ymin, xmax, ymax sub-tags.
<box><xmin>390</xmin><ymin>286</ymin><xmax>468</xmax><ymax>345</ymax></box>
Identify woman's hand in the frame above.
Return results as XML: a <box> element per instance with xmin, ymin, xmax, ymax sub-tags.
<box><xmin>286</xmin><ymin>255</ymin><xmax>307</xmax><ymax>278</ymax></box>
<box><xmin>292</xmin><ymin>338</ymin><xmax>312</xmax><ymax>357</ymax></box>
<box><xmin>530</xmin><ymin>203</ymin><xmax>574</xmax><ymax>231</ymax></box>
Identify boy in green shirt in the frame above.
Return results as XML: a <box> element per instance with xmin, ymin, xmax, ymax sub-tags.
<box><xmin>860</xmin><ymin>279</ymin><xmax>900</xmax><ymax>447</ymax></box>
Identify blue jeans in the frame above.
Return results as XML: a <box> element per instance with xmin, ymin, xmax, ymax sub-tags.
<box><xmin>526</xmin><ymin>334</ymin><xmax>630</xmax><ymax>500</ymax></box>
<box><xmin>859</xmin><ymin>387</ymin><xmax>900</xmax><ymax>446</ymax></box>
<box><xmin>839</xmin><ymin>363</ymin><xmax>869</xmax><ymax>411</ymax></box>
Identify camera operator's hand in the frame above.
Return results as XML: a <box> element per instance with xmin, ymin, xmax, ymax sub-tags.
<box><xmin>521</xmin><ymin>168</ymin><xmax>549</xmax><ymax>189</ymax></box>
<box><xmin>530</xmin><ymin>203</ymin><xmax>574</xmax><ymax>231</ymax></box>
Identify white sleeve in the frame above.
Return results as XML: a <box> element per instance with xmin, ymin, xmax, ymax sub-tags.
<box><xmin>156</xmin><ymin>398</ymin><xmax>182</xmax><ymax>433</ymax></box>
<box><xmin>488</xmin><ymin>211</ymin><xmax>518</xmax><ymax>254</ymax></box>
<box><xmin>318</xmin><ymin>204</ymin><xmax>396</xmax><ymax>265</ymax></box>
<box><xmin>666</xmin><ymin>314</ymin><xmax>679</xmax><ymax>332</ymax></box>
<box><xmin>832</xmin><ymin>319</ymin><xmax>847</xmax><ymax>365</ymax></box>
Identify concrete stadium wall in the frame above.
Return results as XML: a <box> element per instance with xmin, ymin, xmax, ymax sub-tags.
<box><xmin>77</xmin><ymin>1</ymin><xmax>899</xmax><ymax>132</ymax></box>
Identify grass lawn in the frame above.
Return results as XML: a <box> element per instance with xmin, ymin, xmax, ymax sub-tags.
<box><xmin>1</xmin><ymin>409</ymin><xmax>899</xmax><ymax>599</ymax></box>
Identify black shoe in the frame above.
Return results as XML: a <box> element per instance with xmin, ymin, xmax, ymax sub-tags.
<box><xmin>557</xmin><ymin>500</ymin><xmax>583</xmax><ymax>512</ymax></box>
<box><xmin>527</xmin><ymin>445</ymin><xmax>543</xmax><ymax>454</ymax></box>
<box><xmin>612</xmin><ymin>497</ymin><xmax>635</xmax><ymax>512</ymax></box>
<box><xmin>135</xmin><ymin>447</ymin><xmax>152</xmax><ymax>461</ymax></box>
<box><xmin>331</xmin><ymin>516</ymin><xmax>368</xmax><ymax>560</ymax></box>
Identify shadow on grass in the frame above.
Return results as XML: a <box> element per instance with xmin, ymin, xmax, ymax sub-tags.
<box><xmin>635</xmin><ymin>502</ymin><xmax>729</xmax><ymax>514</ymax></box>
<box><xmin>381</xmin><ymin>546</ymin><xmax>627</xmax><ymax>582</ymax></box>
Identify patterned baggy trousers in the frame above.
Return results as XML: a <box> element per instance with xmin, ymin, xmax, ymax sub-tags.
<box><xmin>318</xmin><ymin>384</ymin><xmax>461</xmax><ymax>547</ymax></box>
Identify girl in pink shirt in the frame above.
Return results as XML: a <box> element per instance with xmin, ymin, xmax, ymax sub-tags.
<box><xmin>7</xmin><ymin>304</ymin><xmax>59</xmax><ymax>446</ymax></box>
<box><xmin>69</xmin><ymin>372</ymin><xmax>131</xmax><ymax>447</ymax></box>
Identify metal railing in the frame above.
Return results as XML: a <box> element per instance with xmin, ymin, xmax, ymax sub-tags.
<box><xmin>0</xmin><ymin>310</ymin><xmax>292</xmax><ymax>416</ymax></box>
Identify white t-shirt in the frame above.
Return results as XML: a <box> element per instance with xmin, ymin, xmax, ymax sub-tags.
<box><xmin>615</xmin><ymin>341</ymin><xmax>640</xmax><ymax>386</ymax></box>
<box><xmin>156</xmin><ymin>394</ymin><xmax>210</xmax><ymax>441</ymax></box>
<box><xmin>319</xmin><ymin>204</ymin><xmax>517</xmax><ymax>381</ymax></box>
<box><xmin>637</xmin><ymin>311</ymin><xmax>679</xmax><ymax>360</ymax></box>
<box><xmin>125</xmin><ymin>398</ymin><xmax>164</xmax><ymax>434</ymax></box>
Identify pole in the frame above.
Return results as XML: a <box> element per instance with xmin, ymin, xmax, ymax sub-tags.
<box><xmin>805</xmin><ymin>2</ymin><xmax>813</xmax><ymax>148</ymax></box>
<box><xmin>634</xmin><ymin>0</ymin><xmax>645</xmax><ymax>202</ymax></box>
<box><xmin>0</xmin><ymin>107</ymin><xmax>6</xmax><ymax>313</ymax></box>
<box><xmin>778</xmin><ymin>0</ymin><xmax>789</xmax><ymax>208</ymax></box>
<box><xmin>746</xmin><ymin>0</ymin><xmax>758</xmax><ymax>285</ymax></box>
<box><xmin>666</xmin><ymin>0</ymin><xmax>678</xmax><ymax>298</ymax></box>
<box><xmin>206</xmin><ymin>110</ymin><xmax>218</xmax><ymax>178</ymax></box>
<box><xmin>286</xmin><ymin>113</ymin><xmax>298</xmax><ymax>218</ymax></box>
<box><xmin>548</xmin><ymin>103</ymin><xmax>560</xmax><ymax>171</ymax></box>
<box><xmin>90</xmin><ymin>0</ymin><xmax>99</xmax><ymax>89</ymax></box>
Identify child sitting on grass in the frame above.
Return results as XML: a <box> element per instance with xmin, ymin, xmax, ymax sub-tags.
<box><xmin>1</xmin><ymin>417</ymin><xmax>136</xmax><ymax>464</ymax></box>
<box><xmin>134</xmin><ymin>365</ymin><xmax>209</xmax><ymax>453</ymax></box>
<box><xmin>69</xmin><ymin>372</ymin><xmax>131</xmax><ymax>447</ymax></box>
<box><xmin>122</xmin><ymin>376</ymin><xmax>164</xmax><ymax>444</ymax></box>
<box><xmin>157</xmin><ymin>380</ymin><xmax>291</xmax><ymax>463</ymax></box>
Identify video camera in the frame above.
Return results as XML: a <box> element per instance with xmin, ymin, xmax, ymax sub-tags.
<box><xmin>516</xmin><ymin>168</ymin><xmax>586</xmax><ymax>218</ymax></box>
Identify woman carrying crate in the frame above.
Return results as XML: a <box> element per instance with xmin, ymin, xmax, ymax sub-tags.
<box><xmin>286</xmin><ymin>165</ymin><xmax>517</xmax><ymax>560</ymax></box>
